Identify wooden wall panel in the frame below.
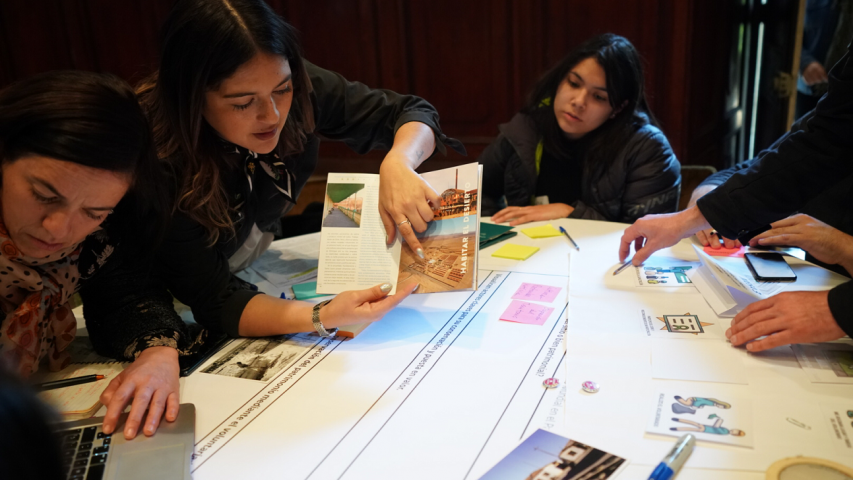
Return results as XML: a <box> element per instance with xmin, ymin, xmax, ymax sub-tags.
<box><xmin>0</xmin><ymin>0</ymin><xmax>738</xmax><ymax>172</ymax></box>
<box><xmin>275</xmin><ymin>0</ymin><xmax>382</xmax><ymax>87</ymax></box>
<box><xmin>407</xmin><ymin>0</ymin><xmax>512</xmax><ymax>138</ymax></box>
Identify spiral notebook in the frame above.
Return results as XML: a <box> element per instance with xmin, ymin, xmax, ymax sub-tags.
<box><xmin>32</xmin><ymin>338</ymin><xmax>128</xmax><ymax>420</ymax></box>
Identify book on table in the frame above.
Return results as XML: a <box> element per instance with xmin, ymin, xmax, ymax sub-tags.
<box><xmin>316</xmin><ymin>162</ymin><xmax>482</xmax><ymax>296</ymax></box>
<box><xmin>30</xmin><ymin>338</ymin><xmax>127</xmax><ymax>420</ymax></box>
<box><xmin>478</xmin><ymin>222</ymin><xmax>516</xmax><ymax>249</ymax></box>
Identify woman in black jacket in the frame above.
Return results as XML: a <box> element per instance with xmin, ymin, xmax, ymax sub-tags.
<box><xmin>80</xmin><ymin>0</ymin><xmax>463</xmax><ymax>441</ymax></box>
<box><xmin>481</xmin><ymin>34</ymin><xmax>681</xmax><ymax>225</ymax></box>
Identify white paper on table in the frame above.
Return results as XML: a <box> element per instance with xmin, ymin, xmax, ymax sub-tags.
<box><xmin>242</xmin><ymin>234</ymin><xmax>320</xmax><ymax>293</ymax></box>
<box><xmin>651</xmin><ymin>338</ymin><xmax>748</xmax><ymax>384</ymax></box>
<box><xmin>638</xmin><ymin>303</ymin><xmax>726</xmax><ymax>341</ymax></box>
<box><xmin>687</xmin><ymin>245</ymin><xmax>785</xmax><ymax>317</ymax></box>
<box><xmin>820</xmin><ymin>403</ymin><xmax>853</xmax><ymax>455</ymax></box>
<box><xmin>793</xmin><ymin>343</ymin><xmax>853</xmax><ymax>384</ymax></box>
<box><xmin>647</xmin><ymin>390</ymin><xmax>754</xmax><ymax>448</ymax></box>
<box><xmin>563</xmin><ymin>254</ymin><xmax>570</xmax><ymax>429</ymax></box>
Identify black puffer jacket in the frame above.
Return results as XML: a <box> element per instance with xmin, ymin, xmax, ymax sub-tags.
<box><xmin>479</xmin><ymin>112</ymin><xmax>681</xmax><ymax>222</ymax></box>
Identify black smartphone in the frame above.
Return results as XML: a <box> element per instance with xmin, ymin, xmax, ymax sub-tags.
<box><xmin>744</xmin><ymin>252</ymin><xmax>797</xmax><ymax>282</ymax></box>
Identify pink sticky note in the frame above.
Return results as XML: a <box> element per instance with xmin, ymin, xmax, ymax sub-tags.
<box><xmin>499</xmin><ymin>300</ymin><xmax>554</xmax><ymax>326</ymax></box>
<box><xmin>703</xmin><ymin>245</ymin><xmax>746</xmax><ymax>258</ymax></box>
<box><xmin>511</xmin><ymin>282</ymin><xmax>562</xmax><ymax>303</ymax></box>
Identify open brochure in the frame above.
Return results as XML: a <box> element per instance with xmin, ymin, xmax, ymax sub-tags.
<box><xmin>317</xmin><ymin>163</ymin><xmax>482</xmax><ymax>295</ymax></box>
<box><xmin>687</xmin><ymin>244</ymin><xmax>785</xmax><ymax>316</ymax></box>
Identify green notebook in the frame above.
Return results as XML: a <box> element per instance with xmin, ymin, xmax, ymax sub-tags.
<box><xmin>479</xmin><ymin>223</ymin><xmax>517</xmax><ymax>249</ymax></box>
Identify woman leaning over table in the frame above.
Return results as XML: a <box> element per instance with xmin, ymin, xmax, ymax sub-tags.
<box><xmin>79</xmin><ymin>0</ymin><xmax>465</xmax><ymax>439</ymax></box>
<box><xmin>480</xmin><ymin>33</ymin><xmax>681</xmax><ymax>226</ymax></box>
<box><xmin>0</xmin><ymin>72</ymin><xmax>169</xmax><ymax>378</ymax></box>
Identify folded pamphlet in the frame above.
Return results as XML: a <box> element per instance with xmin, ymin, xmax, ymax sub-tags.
<box><xmin>317</xmin><ymin>163</ymin><xmax>482</xmax><ymax>295</ymax></box>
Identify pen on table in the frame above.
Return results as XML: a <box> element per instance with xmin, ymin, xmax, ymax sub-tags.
<box><xmin>35</xmin><ymin>374</ymin><xmax>105</xmax><ymax>392</ymax></box>
<box><xmin>558</xmin><ymin>226</ymin><xmax>580</xmax><ymax>251</ymax></box>
<box><xmin>613</xmin><ymin>257</ymin><xmax>634</xmax><ymax>276</ymax></box>
<box><xmin>648</xmin><ymin>434</ymin><xmax>695</xmax><ymax>480</ymax></box>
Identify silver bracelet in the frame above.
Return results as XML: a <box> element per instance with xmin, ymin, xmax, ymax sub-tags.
<box><xmin>311</xmin><ymin>299</ymin><xmax>337</xmax><ymax>337</ymax></box>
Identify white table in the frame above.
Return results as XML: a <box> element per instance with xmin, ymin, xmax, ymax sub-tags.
<box><xmin>155</xmin><ymin>218</ymin><xmax>850</xmax><ymax>479</ymax></box>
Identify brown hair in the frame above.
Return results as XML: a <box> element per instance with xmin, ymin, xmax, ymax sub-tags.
<box><xmin>0</xmin><ymin>70</ymin><xmax>170</xmax><ymax>249</ymax></box>
<box><xmin>141</xmin><ymin>0</ymin><xmax>314</xmax><ymax>244</ymax></box>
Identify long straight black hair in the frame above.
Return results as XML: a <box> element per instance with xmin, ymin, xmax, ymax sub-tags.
<box><xmin>139</xmin><ymin>0</ymin><xmax>314</xmax><ymax>244</ymax></box>
<box><xmin>524</xmin><ymin>33</ymin><xmax>658</xmax><ymax>181</ymax></box>
<box><xmin>0</xmin><ymin>70</ymin><xmax>169</xmax><ymax>249</ymax></box>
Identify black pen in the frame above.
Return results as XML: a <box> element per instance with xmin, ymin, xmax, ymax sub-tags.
<box><xmin>558</xmin><ymin>226</ymin><xmax>580</xmax><ymax>251</ymax></box>
<box><xmin>35</xmin><ymin>374</ymin><xmax>105</xmax><ymax>391</ymax></box>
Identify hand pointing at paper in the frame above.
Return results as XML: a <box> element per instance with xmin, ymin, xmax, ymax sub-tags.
<box><xmin>619</xmin><ymin>206</ymin><xmax>711</xmax><ymax>265</ymax></box>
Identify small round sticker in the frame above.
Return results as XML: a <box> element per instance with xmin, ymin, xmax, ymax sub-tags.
<box><xmin>542</xmin><ymin>378</ymin><xmax>560</xmax><ymax>389</ymax></box>
<box><xmin>581</xmin><ymin>381</ymin><xmax>599</xmax><ymax>393</ymax></box>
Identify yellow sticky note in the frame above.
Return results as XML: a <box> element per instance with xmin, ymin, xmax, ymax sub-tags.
<box><xmin>491</xmin><ymin>244</ymin><xmax>540</xmax><ymax>260</ymax></box>
<box><xmin>521</xmin><ymin>224</ymin><xmax>562</xmax><ymax>239</ymax></box>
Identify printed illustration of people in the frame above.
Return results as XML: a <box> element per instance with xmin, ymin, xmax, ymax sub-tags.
<box><xmin>649</xmin><ymin>392</ymin><xmax>753</xmax><ymax>446</ymax></box>
<box><xmin>670</xmin><ymin>416</ymin><xmax>746</xmax><ymax>437</ymax></box>
<box><xmin>669</xmin><ymin>395</ymin><xmax>745</xmax><ymax>438</ymax></box>
<box><xmin>671</xmin><ymin>396</ymin><xmax>731</xmax><ymax>414</ymax></box>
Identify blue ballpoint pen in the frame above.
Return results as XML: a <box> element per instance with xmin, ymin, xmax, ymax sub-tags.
<box><xmin>648</xmin><ymin>434</ymin><xmax>695</xmax><ymax>480</ymax></box>
<box><xmin>558</xmin><ymin>226</ymin><xmax>580</xmax><ymax>251</ymax></box>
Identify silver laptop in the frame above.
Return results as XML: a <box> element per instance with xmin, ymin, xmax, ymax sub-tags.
<box><xmin>56</xmin><ymin>403</ymin><xmax>195</xmax><ymax>480</ymax></box>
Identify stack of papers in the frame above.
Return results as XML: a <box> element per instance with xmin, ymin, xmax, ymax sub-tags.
<box><xmin>687</xmin><ymin>245</ymin><xmax>785</xmax><ymax>316</ymax></box>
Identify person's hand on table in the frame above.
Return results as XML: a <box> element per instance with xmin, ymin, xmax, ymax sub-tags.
<box><xmin>619</xmin><ymin>206</ymin><xmax>711</xmax><ymax>264</ymax></box>
<box><xmin>321</xmin><ymin>278</ymin><xmax>420</xmax><ymax>329</ymax></box>
<box><xmin>749</xmin><ymin>214</ymin><xmax>853</xmax><ymax>273</ymax></box>
<box><xmin>491</xmin><ymin>204</ymin><xmax>573</xmax><ymax>226</ymax></box>
<box><xmin>726</xmin><ymin>291</ymin><xmax>845</xmax><ymax>352</ymax></box>
<box><xmin>802</xmin><ymin>61</ymin><xmax>829</xmax><ymax>86</ymax></box>
<box><xmin>100</xmin><ymin>346</ymin><xmax>180</xmax><ymax>439</ymax></box>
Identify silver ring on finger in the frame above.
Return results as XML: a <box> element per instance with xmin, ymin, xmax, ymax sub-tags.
<box><xmin>397</xmin><ymin>219</ymin><xmax>411</xmax><ymax>228</ymax></box>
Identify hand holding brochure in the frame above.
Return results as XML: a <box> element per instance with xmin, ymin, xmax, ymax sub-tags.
<box><xmin>317</xmin><ymin>163</ymin><xmax>482</xmax><ymax>295</ymax></box>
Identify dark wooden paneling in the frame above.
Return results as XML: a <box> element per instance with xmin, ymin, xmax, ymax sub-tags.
<box><xmin>0</xmin><ymin>0</ymin><xmax>738</xmax><ymax>172</ymax></box>
<box><xmin>277</xmin><ymin>0</ymin><xmax>382</xmax><ymax>87</ymax></box>
<box><xmin>407</xmin><ymin>0</ymin><xmax>512</xmax><ymax>138</ymax></box>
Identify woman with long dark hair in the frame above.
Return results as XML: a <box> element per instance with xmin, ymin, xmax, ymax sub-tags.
<box><xmin>81</xmin><ymin>0</ymin><xmax>463</xmax><ymax>440</ymax></box>
<box><xmin>481</xmin><ymin>33</ymin><xmax>680</xmax><ymax>225</ymax></box>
